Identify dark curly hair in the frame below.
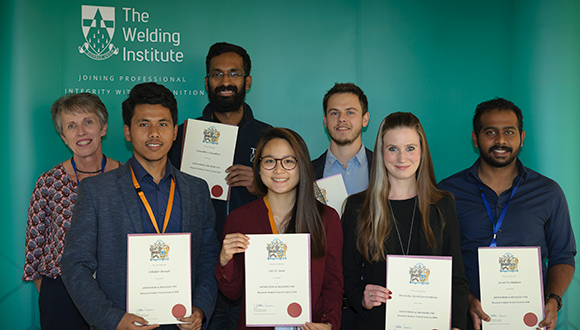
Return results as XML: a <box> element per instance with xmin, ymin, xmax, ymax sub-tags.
<box><xmin>473</xmin><ymin>97</ymin><xmax>523</xmax><ymax>136</ymax></box>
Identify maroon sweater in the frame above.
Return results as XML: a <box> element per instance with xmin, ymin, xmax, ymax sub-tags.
<box><xmin>215</xmin><ymin>198</ymin><xmax>344</xmax><ymax>329</ymax></box>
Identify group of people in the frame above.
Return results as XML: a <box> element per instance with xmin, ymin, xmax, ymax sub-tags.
<box><xmin>23</xmin><ymin>42</ymin><xmax>575</xmax><ymax>330</ymax></box>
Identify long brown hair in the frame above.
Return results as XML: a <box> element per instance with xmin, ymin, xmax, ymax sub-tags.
<box><xmin>254</xmin><ymin>128</ymin><xmax>327</xmax><ymax>259</ymax></box>
<box><xmin>357</xmin><ymin>112</ymin><xmax>449</xmax><ymax>262</ymax></box>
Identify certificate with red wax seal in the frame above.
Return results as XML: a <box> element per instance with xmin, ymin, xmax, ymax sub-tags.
<box><xmin>244</xmin><ymin>234</ymin><xmax>311</xmax><ymax>327</ymax></box>
<box><xmin>385</xmin><ymin>255</ymin><xmax>452</xmax><ymax>330</ymax></box>
<box><xmin>478</xmin><ymin>246</ymin><xmax>544</xmax><ymax>330</ymax></box>
<box><xmin>180</xmin><ymin>119</ymin><xmax>238</xmax><ymax>201</ymax></box>
<box><xmin>127</xmin><ymin>233</ymin><xmax>192</xmax><ymax>325</ymax></box>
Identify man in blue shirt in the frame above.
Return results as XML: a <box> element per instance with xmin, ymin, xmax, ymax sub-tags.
<box><xmin>439</xmin><ymin>98</ymin><xmax>576</xmax><ymax>330</ymax></box>
<box><xmin>62</xmin><ymin>83</ymin><xmax>219</xmax><ymax>330</ymax></box>
<box><xmin>312</xmin><ymin>83</ymin><xmax>372</xmax><ymax>195</ymax></box>
<box><xmin>311</xmin><ymin>83</ymin><xmax>372</xmax><ymax>329</ymax></box>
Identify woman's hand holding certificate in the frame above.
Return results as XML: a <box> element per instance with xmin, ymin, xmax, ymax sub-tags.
<box><xmin>362</xmin><ymin>284</ymin><xmax>391</xmax><ymax>309</ymax></box>
<box><xmin>244</xmin><ymin>234</ymin><xmax>311</xmax><ymax>327</ymax></box>
<box><xmin>219</xmin><ymin>233</ymin><xmax>250</xmax><ymax>267</ymax></box>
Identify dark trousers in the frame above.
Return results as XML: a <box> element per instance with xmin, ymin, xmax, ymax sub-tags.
<box><xmin>39</xmin><ymin>275</ymin><xmax>90</xmax><ymax>330</ymax></box>
<box><xmin>207</xmin><ymin>291</ymin><xmax>242</xmax><ymax>330</ymax></box>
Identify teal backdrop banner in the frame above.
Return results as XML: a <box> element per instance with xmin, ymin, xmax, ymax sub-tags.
<box><xmin>3</xmin><ymin>0</ymin><xmax>578</xmax><ymax>328</ymax></box>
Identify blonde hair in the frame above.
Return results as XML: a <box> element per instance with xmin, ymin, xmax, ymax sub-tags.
<box><xmin>51</xmin><ymin>93</ymin><xmax>108</xmax><ymax>136</ymax></box>
<box><xmin>357</xmin><ymin>112</ymin><xmax>449</xmax><ymax>262</ymax></box>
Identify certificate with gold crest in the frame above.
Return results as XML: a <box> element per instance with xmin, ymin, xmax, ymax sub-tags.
<box><xmin>244</xmin><ymin>234</ymin><xmax>311</xmax><ymax>327</ymax></box>
<box><xmin>385</xmin><ymin>255</ymin><xmax>452</xmax><ymax>330</ymax></box>
<box><xmin>315</xmin><ymin>174</ymin><xmax>349</xmax><ymax>216</ymax></box>
<box><xmin>478</xmin><ymin>247</ymin><xmax>544</xmax><ymax>329</ymax></box>
<box><xmin>180</xmin><ymin>119</ymin><xmax>238</xmax><ymax>201</ymax></box>
<box><xmin>127</xmin><ymin>233</ymin><xmax>192</xmax><ymax>325</ymax></box>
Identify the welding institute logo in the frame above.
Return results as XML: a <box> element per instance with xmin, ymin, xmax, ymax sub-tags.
<box><xmin>78</xmin><ymin>5</ymin><xmax>119</xmax><ymax>60</ymax></box>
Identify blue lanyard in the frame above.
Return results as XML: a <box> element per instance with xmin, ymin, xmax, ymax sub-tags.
<box><xmin>71</xmin><ymin>155</ymin><xmax>107</xmax><ymax>185</ymax></box>
<box><xmin>478</xmin><ymin>179</ymin><xmax>520</xmax><ymax>247</ymax></box>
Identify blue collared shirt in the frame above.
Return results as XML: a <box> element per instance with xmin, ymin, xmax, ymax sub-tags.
<box><xmin>323</xmin><ymin>144</ymin><xmax>369</xmax><ymax>195</ymax></box>
<box><xmin>438</xmin><ymin>159</ymin><xmax>576</xmax><ymax>299</ymax></box>
<box><xmin>130</xmin><ymin>157</ymin><xmax>182</xmax><ymax>233</ymax></box>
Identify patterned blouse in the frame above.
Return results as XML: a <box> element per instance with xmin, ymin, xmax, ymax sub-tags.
<box><xmin>23</xmin><ymin>163</ymin><xmax>79</xmax><ymax>280</ymax></box>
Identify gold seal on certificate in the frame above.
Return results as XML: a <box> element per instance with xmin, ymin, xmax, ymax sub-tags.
<box><xmin>127</xmin><ymin>233</ymin><xmax>192</xmax><ymax>325</ymax></box>
<box><xmin>478</xmin><ymin>247</ymin><xmax>544</xmax><ymax>329</ymax></box>
<box><xmin>244</xmin><ymin>234</ymin><xmax>311</xmax><ymax>327</ymax></box>
<box><xmin>315</xmin><ymin>174</ymin><xmax>348</xmax><ymax>216</ymax></box>
<box><xmin>386</xmin><ymin>255</ymin><xmax>452</xmax><ymax>330</ymax></box>
<box><xmin>180</xmin><ymin>119</ymin><xmax>239</xmax><ymax>200</ymax></box>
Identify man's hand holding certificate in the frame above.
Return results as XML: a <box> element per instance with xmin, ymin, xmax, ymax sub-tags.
<box><xmin>127</xmin><ymin>233</ymin><xmax>192</xmax><ymax>325</ymax></box>
<box><xmin>478</xmin><ymin>247</ymin><xmax>544</xmax><ymax>329</ymax></box>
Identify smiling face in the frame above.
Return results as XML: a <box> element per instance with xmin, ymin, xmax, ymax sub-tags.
<box><xmin>473</xmin><ymin>108</ymin><xmax>525</xmax><ymax>168</ymax></box>
<box><xmin>60</xmin><ymin>111</ymin><xmax>107</xmax><ymax>158</ymax></box>
<box><xmin>205</xmin><ymin>52</ymin><xmax>252</xmax><ymax>113</ymax></box>
<box><xmin>382</xmin><ymin>127</ymin><xmax>422</xmax><ymax>185</ymax></box>
<box><xmin>259</xmin><ymin>138</ymin><xmax>300</xmax><ymax>198</ymax></box>
<box><xmin>324</xmin><ymin>93</ymin><xmax>369</xmax><ymax>146</ymax></box>
<box><xmin>124</xmin><ymin>103</ymin><xmax>177</xmax><ymax>168</ymax></box>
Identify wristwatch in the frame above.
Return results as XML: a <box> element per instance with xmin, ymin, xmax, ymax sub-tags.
<box><xmin>545</xmin><ymin>293</ymin><xmax>563</xmax><ymax>311</ymax></box>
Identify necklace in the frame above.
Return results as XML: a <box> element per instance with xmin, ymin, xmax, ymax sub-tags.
<box><xmin>71</xmin><ymin>155</ymin><xmax>107</xmax><ymax>185</ymax></box>
<box><xmin>389</xmin><ymin>197</ymin><xmax>417</xmax><ymax>255</ymax></box>
<box><xmin>75</xmin><ymin>168</ymin><xmax>102</xmax><ymax>174</ymax></box>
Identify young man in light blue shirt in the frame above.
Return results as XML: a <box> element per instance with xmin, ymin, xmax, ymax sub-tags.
<box><xmin>312</xmin><ymin>83</ymin><xmax>372</xmax><ymax>195</ymax></box>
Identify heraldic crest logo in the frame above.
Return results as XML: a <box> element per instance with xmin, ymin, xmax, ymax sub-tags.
<box><xmin>409</xmin><ymin>263</ymin><xmax>431</xmax><ymax>284</ymax></box>
<box><xmin>79</xmin><ymin>5</ymin><xmax>119</xmax><ymax>60</ymax></box>
<box><xmin>150</xmin><ymin>239</ymin><xmax>170</xmax><ymax>261</ymax></box>
<box><xmin>266</xmin><ymin>238</ymin><xmax>288</xmax><ymax>260</ymax></box>
<box><xmin>498</xmin><ymin>252</ymin><xmax>519</xmax><ymax>272</ymax></box>
<box><xmin>314</xmin><ymin>184</ymin><xmax>329</xmax><ymax>204</ymax></box>
<box><xmin>203</xmin><ymin>126</ymin><xmax>221</xmax><ymax>145</ymax></box>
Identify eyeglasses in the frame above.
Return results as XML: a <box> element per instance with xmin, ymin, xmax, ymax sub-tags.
<box><xmin>260</xmin><ymin>156</ymin><xmax>298</xmax><ymax>171</ymax></box>
<box><xmin>206</xmin><ymin>72</ymin><xmax>248</xmax><ymax>80</ymax></box>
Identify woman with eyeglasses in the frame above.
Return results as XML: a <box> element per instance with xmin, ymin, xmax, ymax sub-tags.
<box><xmin>342</xmin><ymin>112</ymin><xmax>469</xmax><ymax>329</ymax></box>
<box><xmin>215</xmin><ymin>127</ymin><xmax>343</xmax><ymax>330</ymax></box>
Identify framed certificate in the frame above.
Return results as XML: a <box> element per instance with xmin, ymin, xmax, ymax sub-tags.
<box><xmin>127</xmin><ymin>233</ymin><xmax>192</xmax><ymax>325</ymax></box>
<box><xmin>478</xmin><ymin>247</ymin><xmax>544</xmax><ymax>329</ymax></box>
<box><xmin>244</xmin><ymin>234</ymin><xmax>311</xmax><ymax>327</ymax></box>
<box><xmin>385</xmin><ymin>255</ymin><xmax>452</xmax><ymax>330</ymax></box>
<box><xmin>315</xmin><ymin>174</ymin><xmax>349</xmax><ymax>216</ymax></box>
<box><xmin>180</xmin><ymin>119</ymin><xmax>238</xmax><ymax>200</ymax></box>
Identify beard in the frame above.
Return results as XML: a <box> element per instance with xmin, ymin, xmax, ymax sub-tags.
<box><xmin>208</xmin><ymin>82</ymin><xmax>247</xmax><ymax>114</ymax></box>
<box><xmin>329</xmin><ymin>125</ymin><xmax>363</xmax><ymax>146</ymax></box>
<box><xmin>479</xmin><ymin>144</ymin><xmax>520</xmax><ymax>168</ymax></box>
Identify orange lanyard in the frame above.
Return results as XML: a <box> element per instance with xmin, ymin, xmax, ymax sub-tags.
<box><xmin>263</xmin><ymin>195</ymin><xmax>278</xmax><ymax>234</ymax></box>
<box><xmin>130</xmin><ymin>165</ymin><xmax>175</xmax><ymax>234</ymax></box>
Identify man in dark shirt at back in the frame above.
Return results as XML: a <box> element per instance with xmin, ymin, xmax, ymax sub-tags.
<box><xmin>168</xmin><ymin>42</ymin><xmax>271</xmax><ymax>330</ymax></box>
